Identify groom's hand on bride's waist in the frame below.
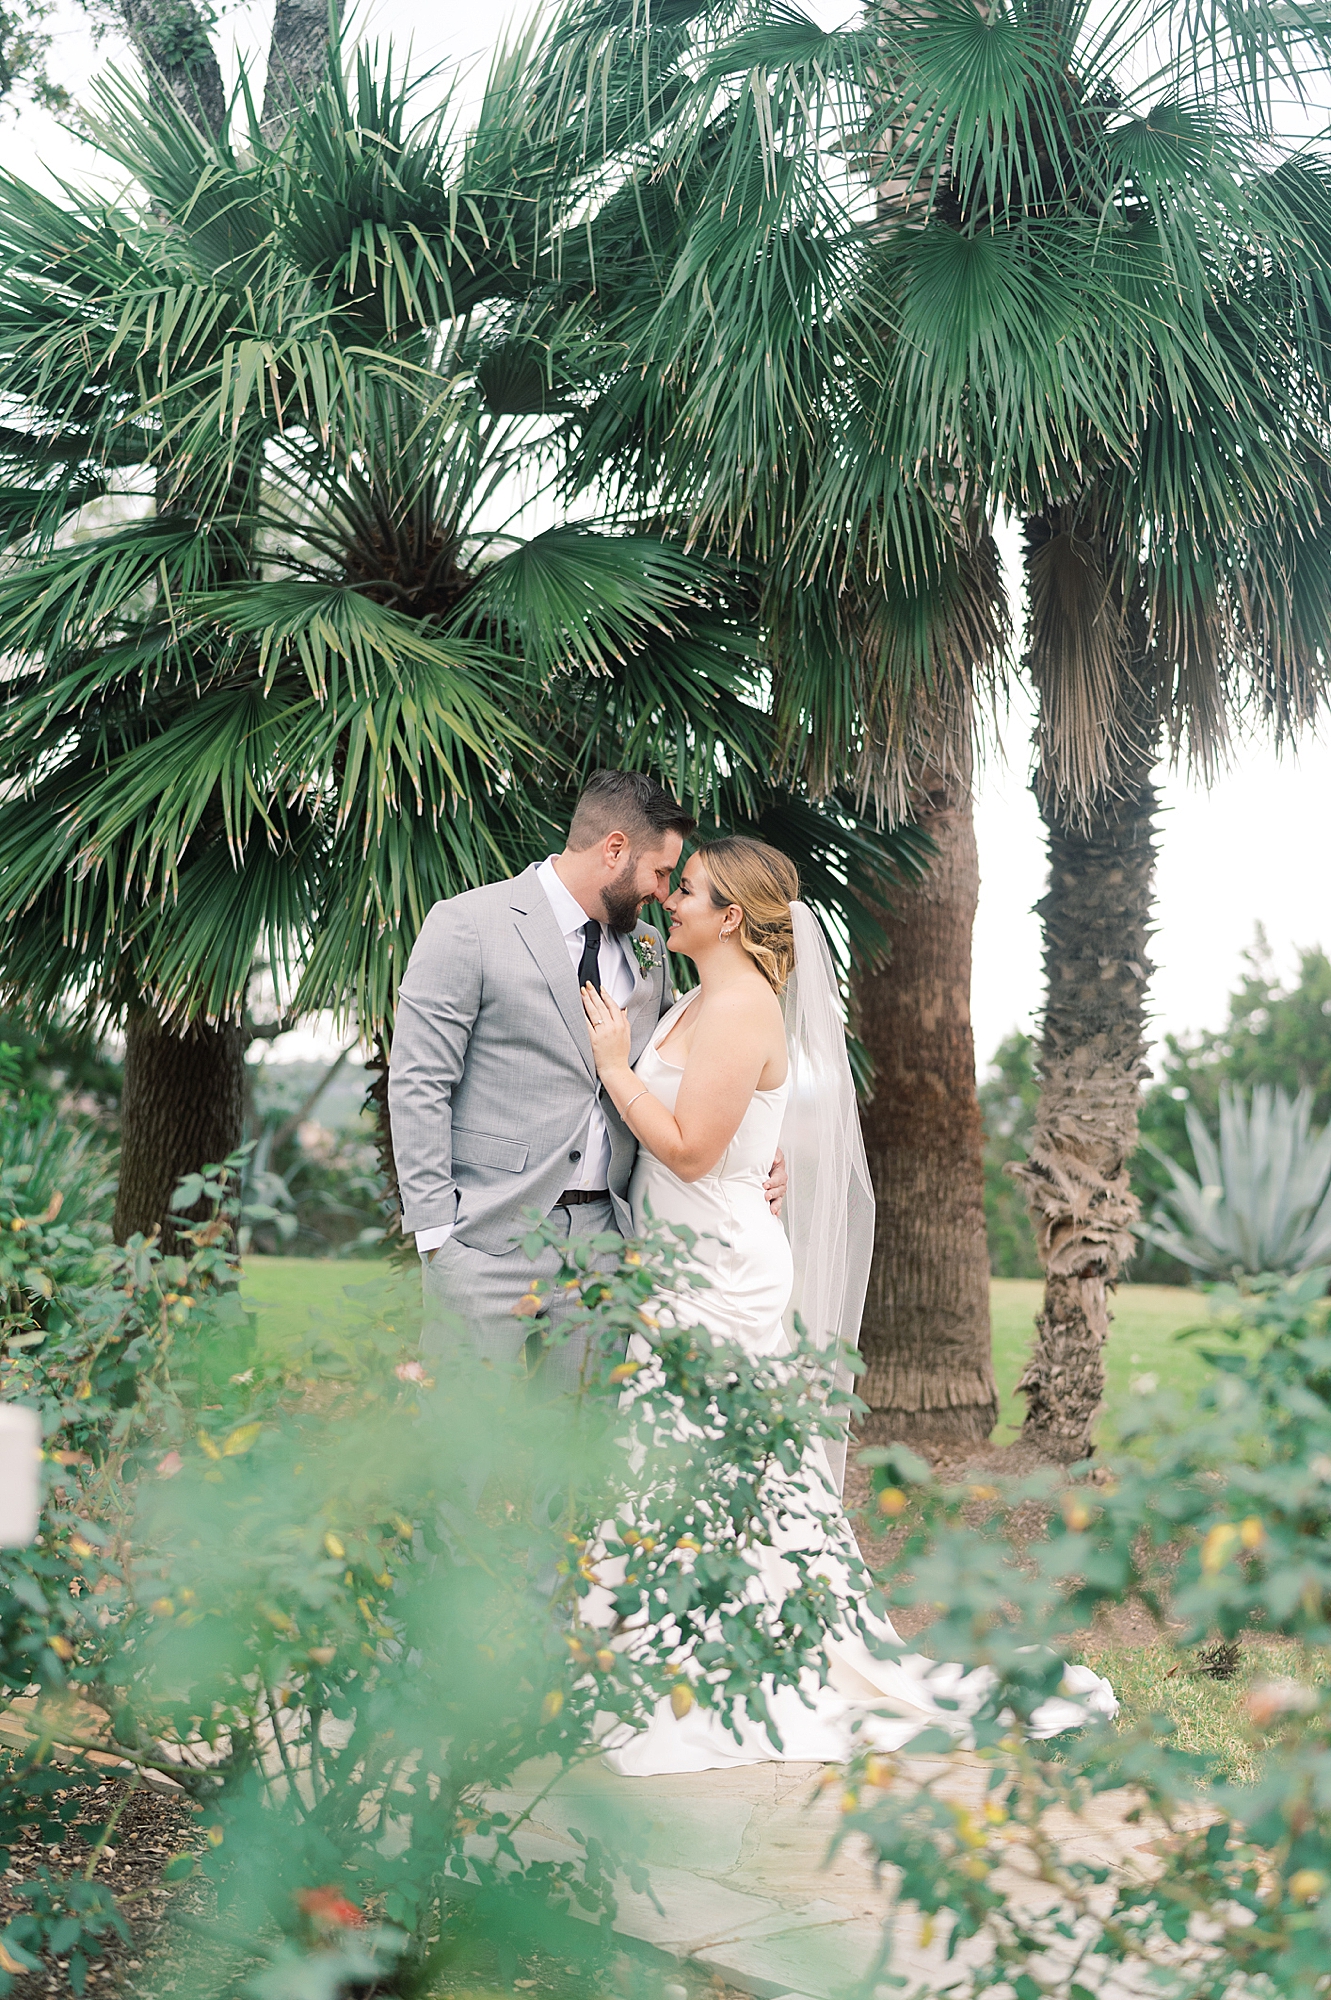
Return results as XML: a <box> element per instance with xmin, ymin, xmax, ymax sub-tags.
<box><xmin>764</xmin><ymin>1148</ymin><xmax>787</xmax><ymax>1219</ymax></box>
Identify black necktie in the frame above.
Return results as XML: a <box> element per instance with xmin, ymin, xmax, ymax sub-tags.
<box><xmin>577</xmin><ymin>917</ymin><xmax>602</xmax><ymax>994</ymax></box>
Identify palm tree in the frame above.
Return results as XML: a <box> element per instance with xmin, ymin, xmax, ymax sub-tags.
<box><xmin>544</xmin><ymin>0</ymin><xmax>1331</xmax><ymax>1454</ymax></box>
<box><xmin>0</xmin><ymin>29</ymin><xmax>921</xmax><ymax>1247</ymax></box>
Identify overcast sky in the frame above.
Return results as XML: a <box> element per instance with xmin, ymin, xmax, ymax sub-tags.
<box><xmin>5</xmin><ymin>0</ymin><xmax>1328</xmax><ymax>1075</ymax></box>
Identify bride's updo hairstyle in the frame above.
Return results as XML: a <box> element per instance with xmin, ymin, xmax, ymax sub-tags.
<box><xmin>695</xmin><ymin>837</ymin><xmax>799</xmax><ymax>992</ymax></box>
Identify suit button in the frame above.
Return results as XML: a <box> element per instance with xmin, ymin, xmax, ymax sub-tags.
<box><xmin>568</xmin><ymin>1149</ymin><xmax>581</xmax><ymax>1162</ymax></box>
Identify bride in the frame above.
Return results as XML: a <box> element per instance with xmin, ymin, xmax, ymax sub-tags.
<box><xmin>579</xmin><ymin>835</ymin><xmax>1115</xmax><ymax>1775</ymax></box>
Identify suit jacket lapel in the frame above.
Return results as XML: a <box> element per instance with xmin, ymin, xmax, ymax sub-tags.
<box><xmin>509</xmin><ymin>866</ymin><xmax>596</xmax><ymax>1080</ymax></box>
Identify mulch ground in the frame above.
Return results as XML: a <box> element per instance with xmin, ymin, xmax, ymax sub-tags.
<box><xmin>843</xmin><ymin>1435</ymin><xmax>1169</xmax><ymax>1646</ymax></box>
<box><xmin>0</xmin><ymin>1770</ymin><xmax>764</xmax><ymax>1999</ymax></box>
<box><xmin>0</xmin><ymin>1775</ymin><xmax>211</xmax><ymax>1997</ymax></box>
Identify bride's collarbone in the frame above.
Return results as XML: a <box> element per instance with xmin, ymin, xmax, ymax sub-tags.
<box><xmin>658</xmin><ymin>991</ymin><xmax>787</xmax><ymax>1091</ymax></box>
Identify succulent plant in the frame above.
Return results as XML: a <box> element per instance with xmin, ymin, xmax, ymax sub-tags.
<box><xmin>1139</xmin><ymin>1085</ymin><xmax>1331</xmax><ymax>1279</ymax></box>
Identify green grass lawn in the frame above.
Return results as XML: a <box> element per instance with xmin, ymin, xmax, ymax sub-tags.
<box><xmin>241</xmin><ymin>1259</ymin><xmax>1217</xmax><ymax>1448</ymax></box>
<box><xmin>239</xmin><ymin>1254</ymin><xmax>419</xmax><ymax>1361</ymax></box>
<box><xmin>990</xmin><ymin>1277</ymin><xmax>1225</xmax><ymax>1448</ymax></box>
<box><xmin>1073</xmin><ymin>1636</ymin><xmax>1331</xmax><ymax>1782</ymax></box>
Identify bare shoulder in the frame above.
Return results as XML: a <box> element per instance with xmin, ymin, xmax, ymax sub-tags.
<box><xmin>699</xmin><ymin>979</ymin><xmax>784</xmax><ymax>1038</ymax></box>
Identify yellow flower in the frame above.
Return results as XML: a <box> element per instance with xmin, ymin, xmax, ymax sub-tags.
<box><xmin>541</xmin><ymin>1690</ymin><xmax>564</xmax><ymax>1723</ymax></box>
<box><xmin>222</xmin><ymin>1422</ymin><xmax>263</xmax><ymax>1456</ymax></box>
<box><xmin>1201</xmin><ymin>1522</ymin><xmax>1242</xmax><ymax>1574</ymax></box>
<box><xmin>323</xmin><ymin>1532</ymin><xmax>346</xmax><ymax>1560</ymax></box>
<box><xmin>1289</xmin><ymin>1869</ymin><xmax>1326</xmax><ymax>1903</ymax></box>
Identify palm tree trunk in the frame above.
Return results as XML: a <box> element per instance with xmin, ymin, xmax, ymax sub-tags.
<box><xmin>365</xmin><ymin>1034</ymin><xmax>402</xmax><ymax>1239</ymax></box>
<box><xmin>119</xmin><ymin>0</ymin><xmax>227</xmax><ymax>133</ymax></box>
<box><xmin>113</xmin><ymin>1010</ymin><xmax>246</xmax><ymax>1253</ymax></box>
<box><xmin>1012</xmin><ymin>522</ymin><xmax>1159</xmax><ymax>1460</ymax></box>
<box><xmin>262</xmin><ymin>0</ymin><xmax>336</xmax><ymax>132</ymax></box>
<box><xmin>120</xmin><ymin>0</ymin><xmax>338</xmax><ymax>141</ymax></box>
<box><xmin>853</xmin><ymin>746</ymin><xmax>998</xmax><ymax>1448</ymax></box>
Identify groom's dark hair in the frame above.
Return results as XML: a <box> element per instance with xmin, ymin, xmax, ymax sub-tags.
<box><xmin>567</xmin><ymin>770</ymin><xmax>696</xmax><ymax>852</ymax></box>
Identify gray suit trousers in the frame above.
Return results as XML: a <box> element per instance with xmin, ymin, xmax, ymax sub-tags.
<box><xmin>420</xmin><ymin>1193</ymin><xmax>621</xmax><ymax>1395</ymax></box>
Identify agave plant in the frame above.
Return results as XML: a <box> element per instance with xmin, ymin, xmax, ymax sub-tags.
<box><xmin>1140</xmin><ymin>1086</ymin><xmax>1331</xmax><ymax>1280</ymax></box>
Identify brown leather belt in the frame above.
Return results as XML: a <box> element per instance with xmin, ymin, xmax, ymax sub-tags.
<box><xmin>556</xmin><ymin>1189</ymin><xmax>610</xmax><ymax>1206</ymax></box>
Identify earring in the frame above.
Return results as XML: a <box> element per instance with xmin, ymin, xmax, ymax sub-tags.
<box><xmin>720</xmin><ymin>924</ymin><xmax>735</xmax><ymax>940</ymax></box>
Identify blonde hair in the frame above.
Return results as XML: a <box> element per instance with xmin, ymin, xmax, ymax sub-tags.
<box><xmin>695</xmin><ymin>837</ymin><xmax>799</xmax><ymax>992</ymax></box>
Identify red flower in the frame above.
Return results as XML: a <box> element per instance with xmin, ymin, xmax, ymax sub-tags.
<box><xmin>295</xmin><ymin>1886</ymin><xmax>366</xmax><ymax>1928</ymax></box>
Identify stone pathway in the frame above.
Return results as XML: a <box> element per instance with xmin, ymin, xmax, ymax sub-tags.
<box><xmin>494</xmin><ymin>1752</ymin><xmax>1166</xmax><ymax>2000</ymax></box>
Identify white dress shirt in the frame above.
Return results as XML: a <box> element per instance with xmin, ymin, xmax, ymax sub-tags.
<box><xmin>415</xmin><ymin>858</ymin><xmax>637</xmax><ymax>1253</ymax></box>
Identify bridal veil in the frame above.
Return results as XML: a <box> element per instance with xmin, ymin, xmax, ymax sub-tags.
<box><xmin>780</xmin><ymin>901</ymin><xmax>875</xmax><ymax>1491</ymax></box>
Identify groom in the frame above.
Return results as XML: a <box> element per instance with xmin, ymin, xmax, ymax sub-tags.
<box><xmin>390</xmin><ymin>770</ymin><xmax>785</xmax><ymax>1389</ymax></box>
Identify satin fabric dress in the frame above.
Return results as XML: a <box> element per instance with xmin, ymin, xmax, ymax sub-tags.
<box><xmin>595</xmin><ymin>993</ymin><xmax>1116</xmax><ymax>1776</ymax></box>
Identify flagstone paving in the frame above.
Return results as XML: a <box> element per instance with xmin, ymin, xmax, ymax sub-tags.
<box><xmin>493</xmin><ymin>1753</ymin><xmax>1172</xmax><ymax>2000</ymax></box>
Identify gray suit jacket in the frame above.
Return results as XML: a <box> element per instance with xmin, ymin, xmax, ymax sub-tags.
<box><xmin>388</xmin><ymin>864</ymin><xmax>674</xmax><ymax>1251</ymax></box>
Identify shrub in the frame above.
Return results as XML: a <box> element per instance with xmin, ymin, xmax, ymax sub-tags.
<box><xmin>851</xmin><ymin>1267</ymin><xmax>1331</xmax><ymax>1997</ymax></box>
<box><xmin>0</xmin><ymin>1174</ymin><xmax>862</xmax><ymax>1994</ymax></box>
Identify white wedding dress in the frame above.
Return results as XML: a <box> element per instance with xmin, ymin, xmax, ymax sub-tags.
<box><xmin>596</xmin><ymin>989</ymin><xmax>1116</xmax><ymax>1776</ymax></box>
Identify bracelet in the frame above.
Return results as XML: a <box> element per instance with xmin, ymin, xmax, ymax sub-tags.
<box><xmin>624</xmin><ymin>1088</ymin><xmax>649</xmax><ymax>1114</ymax></box>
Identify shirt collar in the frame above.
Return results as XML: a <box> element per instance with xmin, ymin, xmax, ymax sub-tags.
<box><xmin>536</xmin><ymin>855</ymin><xmax>599</xmax><ymax>942</ymax></box>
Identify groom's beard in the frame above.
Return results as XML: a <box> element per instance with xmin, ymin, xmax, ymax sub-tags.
<box><xmin>601</xmin><ymin>858</ymin><xmax>647</xmax><ymax>936</ymax></box>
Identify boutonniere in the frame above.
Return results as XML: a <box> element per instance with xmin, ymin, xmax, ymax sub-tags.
<box><xmin>631</xmin><ymin>933</ymin><xmax>661</xmax><ymax>977</ymax></box>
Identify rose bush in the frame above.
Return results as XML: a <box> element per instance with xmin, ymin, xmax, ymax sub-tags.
<box><xmin>850</xmin><ymin>1268</ymin><xmax>1331</xmax><ymax>1999</ymax></box>
<box><xmin>1</xmin><ymin>1168</ymin><xmax>863</xmax><ymax>1996</ymax></box>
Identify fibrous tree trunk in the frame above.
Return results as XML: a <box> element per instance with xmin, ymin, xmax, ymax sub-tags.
<box><xmin>1011</xmin><ymin>513</ymin><xmax>1159</xmax><ymax>1461</ymax></box>
<box><xmin>114</xmin><ymin>1010</ymin><xmax>246</xmax><ymax>1253</ymax></box>
<box><xmin>119</xmin><ymin>0</ymin><xmax>227</xmax><ymax>135</ymax></box>
<box><xmin>853</xmin><ymin>729</ymin><xmax>998</xmax><ymax>1448</ymax></box>
<box><xmin>262</xmin><ymin>0</ymin><xmax>335</xmax><ymax>134</ymax></box>
<box><xmin>118</xmin><ymin>0</ymin><xmax>339</xmax><ymax>145</ymax></box>
<box><xmin>365</xmin><ymin>1034</ymin><xmax>402</xmax><ymax>1239</ymax></box>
